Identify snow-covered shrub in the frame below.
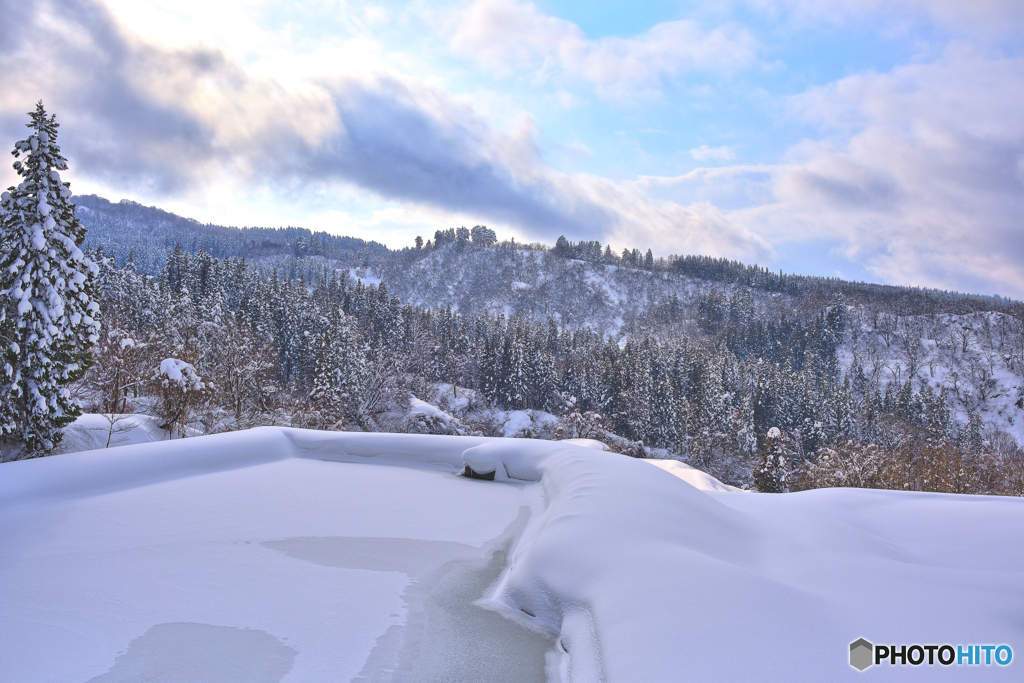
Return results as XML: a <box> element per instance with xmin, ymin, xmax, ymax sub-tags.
<box><xmin>400</xmin><ymin>398</ymin><xmax>463</xmax><ymax>435</ymax></box>
<box><xmin>792</xmin><ymin>439</ymin><xmax>1023</xmax><ymax>495</ymax></box>
<box><xmin>153</xmin><ymin>358</ymin><xmax>206</xmax><ymax>438</ymax></box>
<box><xmin>794</xmin><ymin>441</ymin><xmax>889</xmax><ymax>490</ymax></box>
<box><xmin>85</xmin><ymin>328</ymin><xmax>152</xmax><ymax>414</ymax></box>
<box><xmin>460</xmin><ymin>411</ymin><xmax>504</xmax><ymax>437</ymax></box>
<box><xmin>555</xmin><ymin>409</ymin><xmax>606</xmax><ymax>441</ymax></box>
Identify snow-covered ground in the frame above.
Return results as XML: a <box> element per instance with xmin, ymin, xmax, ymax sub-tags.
<box><xmin>2</xmin><ymin>429</ymin><xmax>1022</xmax><ymax>681</ymax></box>
<box><xmin>53</xmin><ymin>413</ymin><xmax>173</xmax><ymax>453</ymax></box>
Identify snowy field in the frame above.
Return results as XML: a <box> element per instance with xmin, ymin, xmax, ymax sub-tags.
<box><xmin>2</xmin><ymin>429</ymin><xmax>1023</xmax><ymax>682</ymax></box>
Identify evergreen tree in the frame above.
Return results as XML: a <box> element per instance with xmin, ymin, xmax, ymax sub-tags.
<box><xmin>0</xmin><ymin>103</ymin><xmax>100</xmax><ymax>456</ymax></box>
<box><xmin>309</xmin><ymin>308</ymin><xmax>367</xmax><ymax>423</ymax></box>
<box><xmin>962</xmin><ymin>411</ymin><xmax>984</xmax><ymax>455</ymax></box>
<box><xmin>734</xmin><ymin>383</ymin><xmax>757</xmax><ymax>458</ymax></box>
<box><xmin>754</xmin><ymin>427</ymin><xmax>788</xmax><ymax>493</ymax></box>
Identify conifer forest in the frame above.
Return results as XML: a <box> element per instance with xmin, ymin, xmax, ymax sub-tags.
<box><xmin>61</xmin><ymin>195</ymin><xmax>1024</xmax><ymax>493</ymax></box>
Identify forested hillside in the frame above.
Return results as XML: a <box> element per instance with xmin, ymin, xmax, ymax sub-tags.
<box><xmin>76</xmin><ymin>195</ymin><xmax>386</xmax><ymax>278</ymax></box>
<box><xmin>75</xmin><ymin>197</ymin><xmax>1024</xmax><ymax>492</ymax></box>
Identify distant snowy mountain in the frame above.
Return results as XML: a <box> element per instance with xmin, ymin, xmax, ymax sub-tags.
<box><xmin>376</xmin><ymin>246</ymin><xmax>1024</xmax><ymax>447</ymax></box>
<box><xmin>73</xmin><ymin>195</ymin><xmax>1024</xmax><ymax>479</ymax></box>
<box><xmin>76</xmin><ymin>194</ymin><xmax>386</xmax><ymax>276</ymax></box>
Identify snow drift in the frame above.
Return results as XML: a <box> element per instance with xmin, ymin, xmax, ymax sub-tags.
<box><xmin>2</xmin><ymin>429</ymin><xmax>1023</xmax><ymax>681</ymax></box>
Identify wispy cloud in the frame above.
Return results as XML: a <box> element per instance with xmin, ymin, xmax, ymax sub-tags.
<box><xmin>745</xmin><ymin>0</ymin><xmax>1024</xmax><ymax>36</ymax></box>
<box><xmin>0</xmin><ymin>0</ymin><xmax>769</xmax><ymax>261</ymax></box>
<box><xmin>636</xmin><ymin>43</ymin><xmax>1024</xmax><ymax>297</ymax></box>
<box><xmin>3</xmin><ymin>0</ymin><xmax>1021</xmax><ymax>297</ymax></box>
<box><xmin>743</xmin><ymin>45</ymin><xmax>1024</xmax><ymax>295</ymax></box>
<box><xmin>448</xmin><ymin>0</ymin><xmax>758</xmax><ymax>99</ymax></box>
<box><xmin>689</xmin><ymin>145</ymin><xmax>737</xmax><ymax>162</ymax></box>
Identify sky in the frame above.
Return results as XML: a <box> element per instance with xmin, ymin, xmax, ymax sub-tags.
<box><xmin>0</xmin><ymin>0</ymin><xmax>1022</xmax><ymax>297</ymax></box>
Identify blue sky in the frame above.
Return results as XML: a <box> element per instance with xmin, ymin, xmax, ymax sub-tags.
<box><xmin>1</xmin><ymin>0</ymin><xmax>1022</xmax><ymax>297</ymax></box>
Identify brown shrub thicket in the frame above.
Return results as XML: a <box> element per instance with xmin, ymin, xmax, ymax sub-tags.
<box><xmin>792</xmin><ymin>439</ymin><xmax>1024</xmax><ymax>496</ymax></box>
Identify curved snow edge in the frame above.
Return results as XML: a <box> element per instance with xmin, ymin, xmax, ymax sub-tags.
<box><xmin>452</xmin><ymin>439</ymin><xmax>751</xmax><ymax>682</ymax></box>
<box><xmin>0</xmin><ymin>428</ymin><xmax>742</xmax><ymax>683</ymax></box>
<box><xmin>0</xmin><ymin>427</ymin><xmax>298</xmax><ymax>510</ymax></box>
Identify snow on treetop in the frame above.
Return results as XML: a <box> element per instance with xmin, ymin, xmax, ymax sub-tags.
<box><xmin>159</xmin><ymin>359</ymin><xmax>189</xmax><ymax>382</ymax></box>
<box><xmin>157</xmin><ymin>358</ymin><xmax>204</xmax><ymax>391</ymax></box>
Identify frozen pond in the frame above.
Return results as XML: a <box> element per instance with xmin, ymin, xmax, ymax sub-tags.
<box><xmin>0</xmin><ymin>456</ymin><xmax>553</xmax><ymax>682</ymax></box>
<box><xmin>265</xmin><ymin>509</ymin><xmax>553</xmax><ymax>683</ymax></box>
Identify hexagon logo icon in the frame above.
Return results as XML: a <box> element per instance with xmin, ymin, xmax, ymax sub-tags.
<box><xmin>850</xmin><ymin>638</ymin><xmax>874</xmax><ymax>671</ymax></box>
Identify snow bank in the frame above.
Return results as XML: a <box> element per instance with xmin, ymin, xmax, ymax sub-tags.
<box><xmin>0</xmin><ymin>427</ymin><xmax>297</xmax><ymax>510</ymax></box>
<box><xmin>642</xmin><ymin>458</ymin><xmax>744</xmax><ymax>493</ymax></box>
<box><xmin>3</xmin><ymin>429</ymin><xmax>1024</xmax><ymax>682</ymax></box>
<box><xmin>458</xmin><ymin>439</ymin><xmax>1024</xmax><ymax>681</ymax></box>
<box><xmin>558</xmin><ymin>438</ymin><xmax>607</xmax><ymax>451</ymax></box>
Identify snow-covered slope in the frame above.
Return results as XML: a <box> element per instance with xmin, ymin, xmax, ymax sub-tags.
<box><xmin>375</xmin><ymin>247</ymin><xmax>734</xmax><ymax>335</ymax></box>
<box><xmin>378</xmin><ymin>247</ymin><xmax>1024</xmax><ymax>443</ymax></box>
<box><xmin>2</xmin><ymin>430</ymin><xmax>1022</xmax><ymax>681</ymax></box>
<box><xmin>842</xmin><ymin>309</ymin><xmax>1024</xmax><ymax>444</ymax></box>
<box><xmin>643</xmin><ymin>457</ymin><xmax>744</xmax><ymax>492</ymax></box>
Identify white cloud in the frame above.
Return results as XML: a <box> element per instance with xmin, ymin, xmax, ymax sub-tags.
<box><xmin>636</xmin><ymin>44</ymin><xmax>1024</xmax><ymax>297</ymax></box>
<box><xmin>745</xmin><ymin>0</ymin><xmax>1024</xmax><ymax>36</ymax></box>
<box><xmin>735</xmin><ymin>45</ymin><xmax>1024</xmax><ymax>296</ymax></box>
<box><xmin>0</xmin><ymin>0</ymin><xmax>768</xmax><ymax>261</ymax></box>
<box><xmin>449</xmin><ymin>0</ymin><xmax>758</xmax><ymax>98</ymax></box>
<box><xmin>689</xmin><ymin>145</ymin><xmax>737</xmax><ymax>162</ymax></box>
<box><xmin>7</xmin><ymin>0</ymin><xmax>1019</xmax><ymax>299</ymax></box>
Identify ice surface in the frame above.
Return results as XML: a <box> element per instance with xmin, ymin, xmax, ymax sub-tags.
<box><xmin>0</xmin><ymin>444</ymin><xmax>536</xmax><ymax>682</ymax></box>
<box><xmin>348</xmin><ymin>509</ymin><xmax>554</xmax><ymax>683</ymax></box>
<box><xmin>87</xmin><ymin>623</ymin><xmax>296</xmax><ymax>683</ymax></box>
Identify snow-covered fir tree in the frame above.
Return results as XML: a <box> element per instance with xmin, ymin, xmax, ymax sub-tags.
<box><xmin>309</xmin><ymin>308</ymin><xmax>367</xmax><ymax>424</ymax></box>
<box><xmin>754</xmin><ymin>427</ymin><xmax>788</xmax><ymax>493</ymax></box>
<box><xmin>0</xmin><ymin>103</ymin><xmax>99</xmax><ymax>457</ymax></box>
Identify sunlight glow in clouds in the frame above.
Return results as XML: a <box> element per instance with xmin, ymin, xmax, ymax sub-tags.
<box><xmin>0</xmin><ymin>0</ymin><xmax>1021</xmax><ymax>297</ymax></box>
